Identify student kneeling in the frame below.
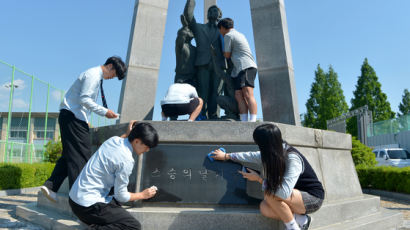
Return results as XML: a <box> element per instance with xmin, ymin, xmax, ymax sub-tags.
<box><xmin>69</xmin><ymin>122</ymin><xmax>158</xmax><ymax>230</ymax></box>
<box><xmin>211</xmin><ymin>124</ymin><xmax>324</xmax><ymax>230</ymax></box>
<box><xmin>161</xmin><ymin>83</ymin><xmax>203</xmax><ymax>121</ymax></box>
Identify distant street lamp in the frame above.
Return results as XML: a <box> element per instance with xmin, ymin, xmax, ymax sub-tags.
<box><xmin>3</xmin><ymin>83</ymin><xmax>19</xmax><ymax>89</ymax></box>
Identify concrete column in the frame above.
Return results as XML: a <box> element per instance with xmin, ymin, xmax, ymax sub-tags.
<box><xmin>118</xmin><ymin>0</ymin><xmax>169</xmax><ymax>122</ymax></box>
<box><xmin>204</xmin><ymin>0</ymin><xmax>217</xmax><ymax>23</ymax></box>
<box><xmin>0</xmin><ymin>118</ymin><xmax>6</xmax><ymax>162</ymax></box>
<box><xmin>54</xmin><ymin>120</ymin><xmax>60</xmax><ymax>141</ymax></box>
<box><xmin>0</xmin><ymin>118</ymin><xmax>6</xmax><ymax>140</ymax></box>
<box><xmin>249</xmin><ymin>0</ymin><xmax>300</xmax><ymax>125</ymax></box>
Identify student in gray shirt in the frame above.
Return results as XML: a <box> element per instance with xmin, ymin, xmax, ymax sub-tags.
<box><xmin>218</xmin><ymin>18</ymin><xmax>258</xmax><ymax>122</ymax></box>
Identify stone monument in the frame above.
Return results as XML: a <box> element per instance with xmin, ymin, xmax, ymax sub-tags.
<box><xmin>15</xmin><ymin>1</ymin><xmax>403</xmax><ymax>229</ymax></box>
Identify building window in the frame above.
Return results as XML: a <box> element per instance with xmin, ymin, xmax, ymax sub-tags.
<box><xmin>34</xmin><ymin>117</ymin><xmax>56</xmax><ymax>141</ymax></box>
<box><xmin>10</xmin><ymin>117</ymin><xmax>28</xmax><ymax>141</ymax></box>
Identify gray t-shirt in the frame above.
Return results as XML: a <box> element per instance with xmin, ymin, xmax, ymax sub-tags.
<box><xmin>224</xmin><ymin>29</ymin><xmax>257</xmax><ymax>77</ymax></box>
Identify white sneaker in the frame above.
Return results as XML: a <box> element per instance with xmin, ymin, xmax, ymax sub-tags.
<box><xmin>40</xmin><ymin>186</ymin><xmax>57</xmax><ymax>203</ymax></box>
<box><xmin>301</xmin><ymin>215</ymin><xmax>312</xmax><ymax>230</ymax></box>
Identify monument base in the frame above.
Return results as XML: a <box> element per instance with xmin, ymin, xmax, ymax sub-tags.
<box><xmin>16</xmin><ymin>121</ymin><xmax>403</xmax><ymax>229</ymax></box>
<box><xmin>17</xmin><ymin>192</ymin><xmax>402</xmax><ymax>230</ymax></box>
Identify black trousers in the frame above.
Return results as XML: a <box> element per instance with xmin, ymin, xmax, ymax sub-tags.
<box><xmin>69</xmin><ymin>198</ymin><xmax>141</xmax><ymax>230</ymax></box>
<box><xmin>45</xmin><ymin>109</ymin><xmax>92</xmax><ymax>192</ymax></box>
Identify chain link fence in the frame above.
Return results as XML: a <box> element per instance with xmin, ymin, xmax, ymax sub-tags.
<box><xmin>0</xmin><ymin>59</ymin><xmax>114</xmax><ymax>163</ymax></box>
<box><xmin>367</xmin><ymin>114</ymin><xmax>410</xmax><ymax>137</ymax></box>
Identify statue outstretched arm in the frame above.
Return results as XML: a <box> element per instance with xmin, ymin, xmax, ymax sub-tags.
<box><xmin>184</xmin><ymin>0</ymin><xmax>196</xmax><ymax>27</ymax></box>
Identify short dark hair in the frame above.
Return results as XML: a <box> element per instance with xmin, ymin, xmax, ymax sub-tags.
<box><xmin>104</xmin><ymin>56</ymin><xmax>127</xmax><ymax>80</ymax></box>
<box><xmin>128</xmin><ymin>122</ymin><xmax>159</xmax><ymax>148</ymax></box>
<box><xmin>217</xmin><ymin>18</ymin><xmax>234</xmax><ymax>29</ymax></box>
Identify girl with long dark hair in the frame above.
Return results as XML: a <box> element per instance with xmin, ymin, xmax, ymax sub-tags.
<box><xmin>211</xmin><ymin>124</ymin><xmax>324</xmax><ymax>230</ymax></box>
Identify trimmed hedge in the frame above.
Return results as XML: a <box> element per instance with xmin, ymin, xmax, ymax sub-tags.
<box><xmin>351</xmin><ymin>137</ymin><xmax>377</xmax><ymax>167</ymax></box>
<box><xmin>0</xmin><ymin>163</ymin><xmax>55</xmax><ymax>190</ymax></box>
<box><xmin>356</xmin><ymin>165</ymin><xmax>410</xmax><ymax>194</ymax></box>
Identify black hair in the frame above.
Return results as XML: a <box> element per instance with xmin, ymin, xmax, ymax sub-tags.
<box><xmin>217</xmin><ymin>18</ymin><xmax>234</xmax><ymax>29</ymax></box>
<box><xmin>128</xmin><ymin>122</ymin><xmax>159</xmax><ymax>149</ymax></box>
<box><xmin>207</xmin><ymin>5</ymin><xmax>222</xmax><ymax>20</ymax></box>
<box><xmin>253</xmin><ymin>123</ymin><xmax>287</xmax><ymax>195</ymax></box>
<box><xmin>104</xmin><ymin>56</ymin><xmax>127</xmax><ymax>80</ymax></box>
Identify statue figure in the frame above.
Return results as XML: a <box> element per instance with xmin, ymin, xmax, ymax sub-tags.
<box><xmin>174</xmin><ymin>15</ymin><xmax>197</xmax><ymax>86</ymax></box>
<box><xmin>184</xmin><ymin>0</ymin><xmax>225</xmax><ymax>119</ymax></box>
<box><xmin>210</xmin><ymin>45</ymin><xmax>239</xmax><ymax>120</ymax></box>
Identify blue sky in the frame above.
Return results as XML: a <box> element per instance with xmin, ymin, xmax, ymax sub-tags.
<box><xmin>1</xmin><ymin>0</ymin><xmax>409</xmax><ymax>121</ymax></box>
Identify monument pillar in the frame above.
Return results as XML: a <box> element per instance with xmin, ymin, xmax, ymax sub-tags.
<box><xmin>204</xmin><ymin>0</ymin><xmax>217</xmax><ymax>23</ymax></box>
<box><xmin>249</xmin><ymin>0</ymin><xmax>301</xmax><ymax>125</ymax></box>
<box><xmin>118</xmin><ymin>0</ymin><xmax>169</xmax><ymax>122</ymax></box>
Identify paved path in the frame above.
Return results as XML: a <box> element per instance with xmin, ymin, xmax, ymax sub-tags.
<box><xmin>0</xmin><ymin>190</ymin><xmax>409</xmax><ymax>229</ymax></box>
<box><xmin>0</xmin><ymin>192</ymin><xmax>43</xmax><ymax>230</ymax></box>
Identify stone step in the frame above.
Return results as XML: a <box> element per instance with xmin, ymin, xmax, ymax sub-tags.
<box><xmin>126</xmin><ymin>195</ymin><xmax>382</xmax><ymax>230</ymax></box>
<box><xmin>16</xmin><ymin>203</ymin><xmax>82</xmax><ymax>230</ymax></box>
<box><xmin>17</xmin><ymin>201</ymin><xmax>403</xmax><ymax>230</ymax></box>
<box><xmin>37</xmin><ymin>190</ymin><xmax>384</xmax><ymax>229</ymax></box>
<box><xmin>314</xmin><ymin>208</ymin><xmax>403</xmax><ymax>230</ymax></box>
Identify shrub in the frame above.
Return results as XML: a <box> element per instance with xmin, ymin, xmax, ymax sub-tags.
<box><xmin>351</xmin><ymin>137</ymin><xmax>377</xmax><ymax>167</ymax></box>
<box><xmin>43</xmin><ymin>138</ymin><xmax>62</xmax><ymax>163</ymax></box>
<box><xmin>356</xmin><ymin>165</ymin><xmax>410</xmax><ymax>194</ymax></box>
<box><xmin>0</xmin><ymin>163</ymin><xmax>55</xmax><ymax>190</ymax></box>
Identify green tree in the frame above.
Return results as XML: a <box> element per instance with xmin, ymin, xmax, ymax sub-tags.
<box><xmin>43</xmin><ymin>138</ymin><xmax>62</xmax><ymax>163</ymax></box>
<box><xmin>304</xmin><ymin>65</ymin><xmax>348</xmax><ymax>129</ymax></box>
<box><xmin>348</xmin><ymin>58</ymin><xmax>395</xmax><ymax>136</ymax></box>
<box><xmin>398</xmin><ymin>88</ymin><xmax>410</xmax><ymax>116</ymax></box>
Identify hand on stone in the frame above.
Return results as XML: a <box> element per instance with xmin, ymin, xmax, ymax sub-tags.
<box><xmin>140</xmin><ymin>187</ymin><xmax>157</xmax><ymax>199</ymax></box>
<box><xmin>211</xmin><ymin>149</ymin><xmax>226</xmax><ymax>161</ymax></box>
<box><xmin>238</xmin><ymin>168</ymin><xmax>262</xmax><ymax>183</ymax></box>
<box><xmin>105</xmin><ymin>109</ymin><xmax>118</xmax><ymax>119</ymax></box>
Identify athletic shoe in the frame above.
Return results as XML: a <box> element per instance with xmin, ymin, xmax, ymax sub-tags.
<box><xmin>301</xmin><ymin>215</ymin><xmax>312</xmax><ymax>230</ymax></box>
<box><xmin>40</xmin><ymin>185</ymin><xmax>57</xmax><ymax>203</ymax></box>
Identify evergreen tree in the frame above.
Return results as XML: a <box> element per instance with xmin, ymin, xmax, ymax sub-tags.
<box><xmin>348</xmin><ymin>58</ymin><xmax>395</xmax><ymax>137</ymax></box>
<box><xmin>304</xmin><ymin>65</ymin><xmax>348</xmax><ymax>129</ymax></box>
<box><xmin>398</xmin><ymin>88</ymin><xmax>410</xmax><ymax>116</ymax></box>
<box><xmin>350</xmin><ymin>58</ymin><xmax>395</xmax><ymax>121</ymax></box>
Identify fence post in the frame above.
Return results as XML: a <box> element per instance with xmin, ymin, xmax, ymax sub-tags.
<box><xmin>43</xmin><ymin>83</ymin><xmax>50</xmax><ymax>161</ymax></box>
<box><xmin>26</xmin><ymin>75</ymin><xmax>34</xmax><ymax>163</ymax></box>
<box><xmin>4</xmin><ymin>65</ymin><xmax>16</xmax><ymax>163</ymax></box>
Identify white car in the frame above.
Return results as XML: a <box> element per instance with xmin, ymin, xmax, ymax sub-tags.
<box><xmin>372</xmin><ymin>148</ymin><xmax>410</xmax><ymax>168</ymax></box>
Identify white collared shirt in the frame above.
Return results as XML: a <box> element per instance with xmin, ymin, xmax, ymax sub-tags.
<box><xmin>60</xmin><ymin>66</ymin><xmax>108</xmax><ymax>123</ymax></box>
<box><xmin>69</xmin><ymin>136</ymin><xmax>135</xmax><ymax>207</ymax></box>
<box><xmin>160</xmin><ymin>83</ymin><xmax>198</xmax><ymax>105</ymax></box>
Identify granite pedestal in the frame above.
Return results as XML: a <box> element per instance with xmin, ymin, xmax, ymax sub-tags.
<box><xmin>17</xmin><ymin>122</ymin><xmax>403</xmax><ymax>229</ymax></box>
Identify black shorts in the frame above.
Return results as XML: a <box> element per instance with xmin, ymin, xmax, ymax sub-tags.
<box><xmin>161</xmin><ymin>97</ymin><xmax>200</xmax><ymax>117</ymax></box>
<box><xmin>233</xmin><ymin>67</ymin><xmax>257</xmax><ymax>90</ymax></box>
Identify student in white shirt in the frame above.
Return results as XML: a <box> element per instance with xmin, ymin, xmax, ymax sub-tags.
<box><xmin>160</xmin><ymin>83</ymin><xmax>203</xmax><ymax>121</ymax></box>
<box><xmin>69</xmin><ymin>121</ymin><xmax>159</xmax><ymax>230</ymax></box>
<box><xmin>41</xmin><ymin>56</ymin><xmax>127</xmax><ymax>203</ymax></box>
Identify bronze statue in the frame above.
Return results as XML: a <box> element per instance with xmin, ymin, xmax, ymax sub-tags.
<box><xmin>183</xmin><ymin>0</ymin><xmax>225</xmax><ymax>119</ymax></box>
<box><xmin>174</xmin><ymin>15</ymin><xmax>196</xmax><ymax>86</ymax></box>
<box><xmin>210</xmin><ymin>44</ymin><xmax>239</xmax><ymax>119</ymax></box>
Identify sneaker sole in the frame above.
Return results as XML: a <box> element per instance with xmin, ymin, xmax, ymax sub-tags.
<box><xmin>40</xmin><ymin>187</ymin><xmax>57</xmax><ymax>203</ymax></box>
<box><xmin>302</xmin><ymin>215</ymin><xmax>313</xmax><ymax>230</ymax></box>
